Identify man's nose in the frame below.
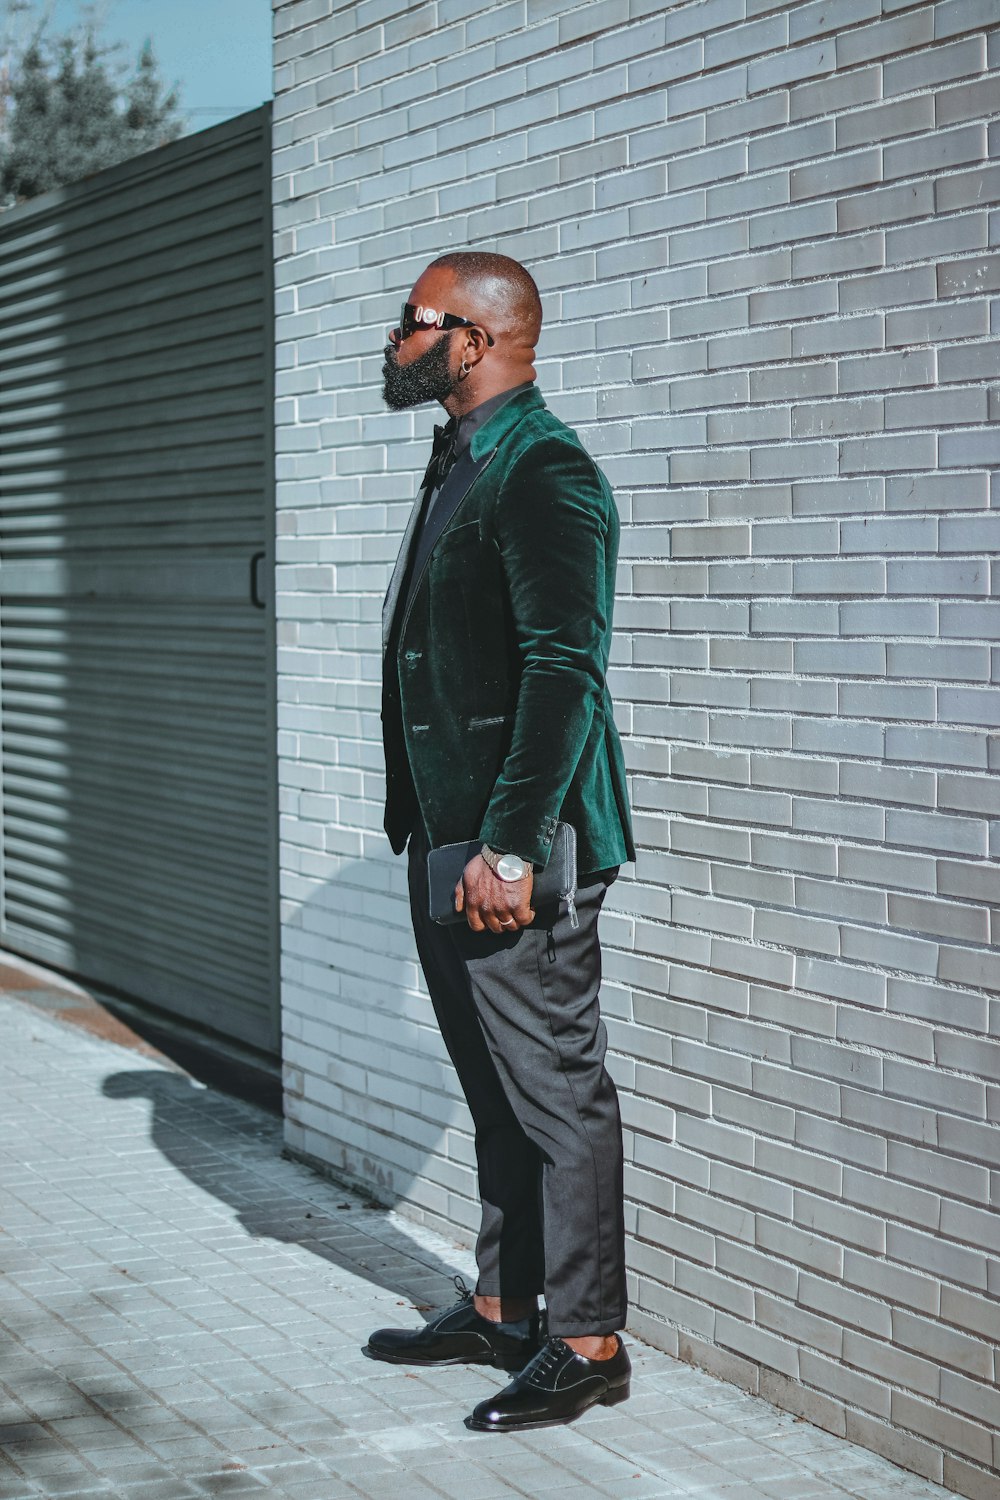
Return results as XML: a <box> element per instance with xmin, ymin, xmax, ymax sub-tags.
<box><xmin>386</xmin><ymin>326</ymin><xmax>401</xmax><ymax>348</ymax></box>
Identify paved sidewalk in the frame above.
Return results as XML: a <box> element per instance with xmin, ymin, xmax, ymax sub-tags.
<box><xmin>0</xmin><ymin>982</ymin><xmax>950</xmax><ymax>1500</ymax></box>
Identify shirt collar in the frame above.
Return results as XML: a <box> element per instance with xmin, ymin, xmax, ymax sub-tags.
<box><xmin>453</xmin><ymin>382</ymin><xmax>535</xmax><ymax>455</ymax></box>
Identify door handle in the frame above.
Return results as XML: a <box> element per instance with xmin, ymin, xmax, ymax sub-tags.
<box><xmin>250</xmin><ymin>550</ymin><xmax>267</xmax><ymax>609</ymax></box>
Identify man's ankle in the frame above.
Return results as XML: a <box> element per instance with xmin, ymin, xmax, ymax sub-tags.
<box><xmin>473</xmin><ymin>1293</ymin><xmax>538</xmax><ymax>1325</ymax></box>
<box><xmin>562</xmin><ymin>1333</ymin><xmax>619</xmax><ymax>1360</ymax></box>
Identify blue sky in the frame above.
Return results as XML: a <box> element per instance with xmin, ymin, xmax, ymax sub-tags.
<box><xmin>39</xmin><ymin>0</ymin><xmax>272</xmax><ymax>131</ymax></box>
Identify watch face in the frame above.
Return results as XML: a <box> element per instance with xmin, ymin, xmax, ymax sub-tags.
<box><xmin>496</xmin><ymin>854</ymin><xmax>526</xmax><ymax>881</ymax></box>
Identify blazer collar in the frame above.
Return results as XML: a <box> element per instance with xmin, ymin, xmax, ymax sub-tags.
<box><xmin>469</xmin><ymin>384</ymin><xmax>545</xmax><ymax>462</ymax></box>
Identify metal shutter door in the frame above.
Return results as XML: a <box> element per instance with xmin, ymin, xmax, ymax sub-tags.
<box><xmin>0</xmin><ymin>107</ymin><xmax>279</xmax><ymax>1056</ymax></box>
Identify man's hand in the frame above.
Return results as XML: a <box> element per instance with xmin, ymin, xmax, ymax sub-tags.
<box><xmin>454</xmin><ymin>853</ymin><xmax>535</xmax><ymax>934</ymax></box>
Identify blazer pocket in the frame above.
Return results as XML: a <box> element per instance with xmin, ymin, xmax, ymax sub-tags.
<box><xmin>467</xmin><ymin>713</ymin><xmax>514</xmax><ymax>729</ymax></box>
<box><xmin>432</xmin><ymin>519</ymin><xmax>481</xmax><ymax>559</ymax></box>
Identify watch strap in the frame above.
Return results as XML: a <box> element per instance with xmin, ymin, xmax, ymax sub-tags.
<box><xmin>481</xmin><ymin>843</ymin><xmax>533</xmax><ymax>877</ymax></box>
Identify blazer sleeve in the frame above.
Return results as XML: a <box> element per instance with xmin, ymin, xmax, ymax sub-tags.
<box><xmin>478</xmin><ymin>434</ymin><xmax>614</xmax><ymax>868</ymax></box>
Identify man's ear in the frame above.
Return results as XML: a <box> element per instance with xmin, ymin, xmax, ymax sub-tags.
<box><xmin>464</xmin><ymin>327</ymin><xmax>490</xmax><ymax>364</ymax></box>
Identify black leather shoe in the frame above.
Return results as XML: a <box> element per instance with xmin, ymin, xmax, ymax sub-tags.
<box><xmin>465</xmin><ymin>1334</ymin><xmax>631</xmax><ymax>1432</ymax></box>
<box><xmin>363</xmin><ymin>1277</ymin><xmax>542</xmax><ymax>1372</ymax></box>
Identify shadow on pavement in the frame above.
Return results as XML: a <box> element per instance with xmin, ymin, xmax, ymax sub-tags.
<box><xmin>99</xmin><ymin>1068</ymin><xmax>468</xmax><ymax>1312</ymax></box>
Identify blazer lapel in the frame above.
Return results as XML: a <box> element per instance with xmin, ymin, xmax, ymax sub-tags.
<box><xmin>392</xmin><ymin>444</ymin><xmax>499</xmax><ymax>649</ymax></box>
<box><xmin>382</xmin><ymin>387</ymin><xmax>546</xmax><ymax>658</ymax></box>
<box><xmin>382</xmin><ymin>487</ymin><xmax>427</xmax><ymax>656</ymax></box>
<box><xmin>412</xmin><ymin>445</ymin><xmax>494</xmax><ymax>575</ymax></box>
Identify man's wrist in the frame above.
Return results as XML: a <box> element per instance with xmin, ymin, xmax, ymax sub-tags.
<box><xmin>481</xmin><ymin>844</ymin><xmax>533</xmax><ymax>881</ymax></box>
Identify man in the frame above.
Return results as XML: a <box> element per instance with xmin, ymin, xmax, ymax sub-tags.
<box><xmin>364</xmin><ymin>251</ymin><xmax>635</xmax><ymax>1433</ymax></box>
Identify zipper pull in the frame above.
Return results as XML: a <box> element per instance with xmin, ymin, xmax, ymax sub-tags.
<box><xmin>566</xmin><ymin>893</ymin><xmax>579</xmax><ymax>929</ymax></box>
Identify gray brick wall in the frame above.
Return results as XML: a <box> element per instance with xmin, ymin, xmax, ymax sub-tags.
<box><xmin>272</xmin><ymin>1</ymin><xmax>1000</xmax><ymax>1491</ymax></box>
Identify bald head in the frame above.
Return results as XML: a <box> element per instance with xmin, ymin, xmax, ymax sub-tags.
<box><xmin>430</xmin><ymin>251</ymin><xmax>543</xmax><ymax>351</ymax></box>
<box><xmin>387</xmin><ymin>251</ymin><xmax>542</xmax><ymax>417</ymax></box>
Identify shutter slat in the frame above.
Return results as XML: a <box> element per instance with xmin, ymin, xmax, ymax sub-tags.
<box><xmin>0</xmin><ymin>108</ymin><xmax>278</xmax><ymax>1056</ymax></box>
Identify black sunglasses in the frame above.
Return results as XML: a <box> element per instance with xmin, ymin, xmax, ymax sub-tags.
<box><xmin>394</xmin><ymin>302</ymin><xmax>495</xmax><ymax>346</ymax></box>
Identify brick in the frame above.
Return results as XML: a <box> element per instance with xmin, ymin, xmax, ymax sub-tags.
<box><xmin>791</xmin><ymin>147</ymin><xmax>881</xmax><ymax>202</ymax></box>
<box><xmin>752</xmin><ymin>442</ymin><xmax>837</xmax><ymax>480</ymax></box>
<box><xmin>707</xmin><ymin>90</ymin><xmax>789</xmax><ymax>146</ymax></box>
<box><xmin>889</xmin><ymin>641</ymin><xmax>990</xmax><ymax>682</ymax></box>
<box><xmin>792</xmin><ymin>231</ymin><xmax>883</xmax><ymax>280</ymax></box>
<box><xmin>938</xmin><ymin>857</ymin><xmax>1000</xmax><ymax>905</ymax></box>
<box><xmin>941</xmin><ymin>159</ymin><xmax>1000</xmax><ymax>213</ymax></box>
<box><xmin>885</xmin><ymin>125</ymin><xmax>988</xmax><ymax>181</ymax></box>
<box><xmin>671</xmin><ymin>217</ymin><xmax>750</xmax><ymax>265</ymax></box>
<box><xmin>796</xmin><ymin>1188</ymin><xmax>886</xmax><ymax>1254</ymax></box>
<box><xmin>708</xmin><ymin>247</ymin><xmax>792</xmax><ymax>296</ymax></box>
<box><xmin>750</xmin><ymin>118</ymin><xmax>835</xmax><ymax>172</ymax></box>
<box><xmin>934</xmin><ymin>0</ymin><xmax>999</xmax><ymax>40</ymax></box>
<box><xmin>841</xmin><ymin>265</ymin><xmax>938</xmax><ymax>315</ymax></box>
<box><xmin>940</xmin><ymin>428</ymin><xmax>1000</xmax><ymax>468</ymax></box>
<box><xmin>887</xmin><ymin>298</ymin><xmax>989</xmax><ymax>345</ymax></box>
<box><xmin>941</xmin><ymin>514</ymin><xmax>1000</xmax><ymax>555</ymax></box>
<box><xmin>750</xmin><ymin>198</ymin><xmax>838</xmax><ymax>248</ymax></box>
<box><xmin>845</xmin><ymin>1247</ymin><xmax>939</xmax><ymax>1316</ymax></box>
<box><xmin>749</xmin><ymin>37</ymin><xmax>835</xmax><ymax>93</ymax></box>
<box><xmin>838</xmin><ymin>179</ymin><xmax>936</xmax><ymax>233</ymax></box>
<box><xmin>845</xmin><ymin>1163</ymin><xmax>938</xmax><ymax>1226</ymax></box>
<box><xmin>837</xmin><ymin>7</ymin><xmax>934</xmax><ymax>67</ymax></box>
<box><xmin>939</xmin><ymin>685</ymin><xmax>1000</xmax><ymax>728</ymax></box>
<box><xmin>792</xmin><ymin>476</ymin><xmax>883</xmax><ymax>515</ymax></box>
<box><xmin>752</xmin><ymin>676</ymin><xmax>837</xmax><ymax>716</ymax></box>
<box><xmin>838</xmin><ymin>344</ymin><xmax>933</xmax><ymax>396</ymax></box>
<box><xmin>626</xmin><ymin>36</ymin><xmax>703</xmax><ymax>92</ymax></box>
<box><xmin>753</xmin><ymin>518</ymin><xmax>838</xmax><ymax>555</ymax></box>
<box><xmin>886</xmin><ymin>725</ymin><xmax>988</xmax><ymax>771</ymax></box>
<box><xmin>841</xmin><ymin>600</ymin><xmax>937</xmax><ymax>635</ymax></box>
<box><xmin>708</xmin><ymin>403</ymin><xmax>790</xmax><ymax>444</ymax></box>
<box><xmin>941</xmin><ymin>1181</ymin><xmax>1000</xmax><ymax>1256</ymax></box>
<box><xmin>840</xmin><ymin>767</ymin><xmax>932</xmax><ymax>820</ymax></box>
<box><xmin>790</xmin><ymin>63</ymin><xmax>881</xmax><ymax>122</ymax></box>
<box><xmin>892</xmin><ymin>1389</ymin><xmax>992</xmax><ymax>1465</ymax></box>
<box><xmin>886</xmin><ymin>387</ymin><xmax>988</xmax><ymax>430</ymax></box>
<box><xmin>888</xmin><ymin>212</ymin><xmax>988</xmax><ymax>266</ymax></box>
<box><xmin>707</xmin><ymin>170</ymin><xmax>791</xmax><ymax>220</ymax></box>
<box><xmin>837</xmin><ymin>94</ymin><xmax>934</xmax><ymax>150</ymax></box>
<box><xmin>666</xmin><ymin>61</ymin><xmax>750</xmax><ymax>119</ymax></box>
<box><xmin>886</xmin><ymin>471</ymin><xmax>989</xmax><ymax>512</ymax></box>
<box><xmin>937</xmin><ymin>74</ymin><xmax>1000</xmax><ymax>128</ymax></box>
<box><xmin>791</xmin><ymin>0</ymin><xmax>878</xmax><ymax>43</ymax></box>
<box><xmin>706</xmin><ymin>12</ymin><xmax>787</xmax><ymax>68</ymax></box>
<box><xmin>752</xmin><ymin>360</ymin><xmax>837</xmax><ymax>401</ymax></box>
<box><xmin>889</xmin><ymin>808</ymin><xmax>988</xmax><ymax>858</ymax></box>
<box><xmin>887</xmin><ymin>558</ymin><xmax>990</xmax><ymax>598</ymax></box>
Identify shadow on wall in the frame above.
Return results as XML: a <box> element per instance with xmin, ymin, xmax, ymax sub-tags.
<box><xmin>96</xmin><ymin>843</ymin><xmax>482</xmax><ymax>1301</ymax></box>
<box><xmin>276</xmin><ymin>846</ymin><xmax>484</xmax><ymax>1237</ymax></box>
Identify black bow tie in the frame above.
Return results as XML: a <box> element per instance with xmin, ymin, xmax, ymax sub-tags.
<box><xmin>421</xmin><ymin>419</ymin><xmax>458</xmax><ymax>492</ymax></box>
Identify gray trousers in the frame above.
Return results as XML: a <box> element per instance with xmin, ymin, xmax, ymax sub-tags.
<box><xmin>407</xmin><ymin>824</ymin><xmax>627</xmax><ymax>1337</ymax></box>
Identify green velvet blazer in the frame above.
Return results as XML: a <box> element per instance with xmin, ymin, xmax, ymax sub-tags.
<box><xmin>382</xmin><ymin>384</ymin><xmax>635</xmax><ymax>876</ymax></box>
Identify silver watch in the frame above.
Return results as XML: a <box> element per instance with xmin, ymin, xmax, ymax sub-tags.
<box><xmin>481</xmin><ymin>844</ymin><xmax>533</xmax><ymax>881</ymax></box>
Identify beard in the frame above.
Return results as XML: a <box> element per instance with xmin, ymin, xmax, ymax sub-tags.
<box><xmin>382</xmin><ymin>332</ymin><xmax>457</xmax><ymax>410</ymax></box>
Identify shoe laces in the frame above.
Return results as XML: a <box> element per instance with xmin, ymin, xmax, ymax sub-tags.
<box><xmin>452</xmin><ymin>1274</ymin><xmax>473</xmax><ymax>1304</ymax></box>
<box><xmin>527</xmin><ymin>1337</ymin><xmax>567</xmax><ymax>1382</ymax></box>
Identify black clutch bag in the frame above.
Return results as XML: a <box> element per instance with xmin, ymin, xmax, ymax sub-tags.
<box><xmin>427</xmin><ymin>822</ymin><xmax>579</xmax><ymax>928</ymax></box>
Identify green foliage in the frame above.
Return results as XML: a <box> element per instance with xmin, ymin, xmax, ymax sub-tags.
<box><xmin>1</xmin><ymin>4</ymin><xmax>184</xmax><ymax>205</ymax></box>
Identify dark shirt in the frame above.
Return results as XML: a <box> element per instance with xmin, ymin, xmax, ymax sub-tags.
<box><xmin>419</xmin><ymin>381</ymin><xmax>534</xmax><ymax>537</ymax></box>
<box><xmin>401</xmin><ymin>381</ymin><xmax>535</xmax><ymax>620</ymax></box>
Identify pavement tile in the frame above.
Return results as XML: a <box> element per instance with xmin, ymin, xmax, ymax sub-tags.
<box><xmin>0</xmin><ymin>990</ymin><xmax>954</xmax><ymax>1500</ymax></box>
